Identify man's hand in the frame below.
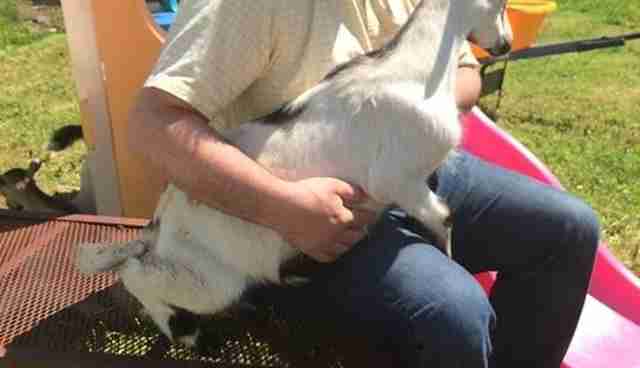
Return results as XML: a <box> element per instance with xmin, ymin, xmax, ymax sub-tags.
<box><xmin>277</xmin><ymin>177</ymin><xmax>378</xmax><ymax>263</ymax></box>
<box><xmin>130</xmin><ymin>89</ymin><xmax>377</xmax><ymax>263</ymax></box>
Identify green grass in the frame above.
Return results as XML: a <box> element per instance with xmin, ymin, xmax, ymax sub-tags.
<box><xmin>0</xmin><ymin>1</ymin><xmax>638</xmax><ymax>272</ymax></box>
<box><xmin>0</xmin><ymin>1</ymin><xmax>85</xmax><ymax>196</ymax></box>
<box><xmin>560</xmin><ymin>0</ymin><xmax>640</xmax><ymax>27</ymax></box>
<box><xmin>0</xmin><ymin>1</ymin><xmax>47</xmax><ymax>51</ymax></box>
<box><xmin>482</xmin><ymin>0</ymin><xmax>640</xmax><ymax>271</ymax></box>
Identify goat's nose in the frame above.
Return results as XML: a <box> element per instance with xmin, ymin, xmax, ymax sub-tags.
<box><xmin>488</xmin><ymin>40</ymin><xmax>512</xmax><ymax>57</ymax></box>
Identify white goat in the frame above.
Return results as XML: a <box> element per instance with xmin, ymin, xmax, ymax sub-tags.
<box><xmin>76</xmin><ymin>0</ymin><xmax>512</xmax><ymax>347</ymax></box>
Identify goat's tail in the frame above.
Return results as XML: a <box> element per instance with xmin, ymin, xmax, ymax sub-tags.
<box><xmin>75</xmin><ymin>239</ymin><xmax>147</xmax><ymax>275</ymax></box>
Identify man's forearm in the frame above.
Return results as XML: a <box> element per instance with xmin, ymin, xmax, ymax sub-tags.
<box><xmin>128</xmin><ymin>88</ymin><xmax>295</xmax><ymax>230</ymax></box>
<box><xmin>456</xmin><ymin>65</ymin><xmax>482</xmax><ymax>112</ymax></box>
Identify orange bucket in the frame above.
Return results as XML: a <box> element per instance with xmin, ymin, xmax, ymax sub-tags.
<box><xmin>472</xmin><ymin>0</ymin><xmax>557</xmax><ymax>58</ymax></box>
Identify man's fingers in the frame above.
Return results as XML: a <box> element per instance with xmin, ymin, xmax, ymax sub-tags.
<box><xmin>333</xmin><ymin>180</ymin><xmax>368</xmax><ymax>204</ymax></box>
<box><xmin>337</xmin><ymin>207</ymin><xmax>355</xmax><ymax>224</ymax></box>
<box><xmin>349</xmin><ymin>208</ymin><xmax>378</xmax><ymax>228</ymax></box>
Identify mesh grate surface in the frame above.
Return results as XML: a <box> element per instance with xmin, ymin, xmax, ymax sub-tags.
<box><xmin>0</xmin><ymin>212</ymin><xmax>134</xmax><ymax>348</ymax></box>
<box><xmin>0</xmin><ymin>210</ymin><xmax>389</xmax><ymax>367</ymax></box>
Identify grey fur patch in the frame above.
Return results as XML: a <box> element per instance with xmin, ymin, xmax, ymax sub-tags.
<box><xmin>75</xmin><ymin>239</ymin><xmax>148</xmax><ymax>274</ymax></box>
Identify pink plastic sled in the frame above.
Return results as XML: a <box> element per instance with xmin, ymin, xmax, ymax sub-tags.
<box><xmin>463</xmin><ymin>108</ymin><xmax>640</xmax><ymax>367</ymax></box>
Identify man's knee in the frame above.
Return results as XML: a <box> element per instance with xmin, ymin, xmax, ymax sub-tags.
<box><xmin>552</xmin><ymin>194</ymin><xmax>600</xmax><ymax>266</ymax></box>
<box><xmin>362</xmin><ymin>270</ymin><xmax>495</xmax><ymax>366</ymax></box>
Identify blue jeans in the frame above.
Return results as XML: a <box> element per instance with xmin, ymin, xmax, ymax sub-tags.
<box><xmin>280</xmin><ymin>150</ymin><xmax>600</xmax><ymax>367</ymax></box>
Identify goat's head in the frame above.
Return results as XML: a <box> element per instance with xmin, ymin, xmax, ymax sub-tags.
<box><xmin>0</xmin><ymin>160</ymin><xmax>41</xmax><ymax>191</ymax></box>
<box><xmin>0</xmin><ymin>162</ymin><xmax>46</xmax><ymax>211</ymax></box>
<box><xmin>467</xmin><ymin>0</ymin><xmax>513</xmax><ymax>56</ymax></box>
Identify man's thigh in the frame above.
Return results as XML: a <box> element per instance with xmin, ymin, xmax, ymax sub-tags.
<box><xmin>436</xmin><ymin>150</ymin><xmax>598</xmax><ymax>275</ymax></box>
<box><xmin>285</xmin><ymin>209</ymin><xmax>494</xmax><ymax>362</ymax></box>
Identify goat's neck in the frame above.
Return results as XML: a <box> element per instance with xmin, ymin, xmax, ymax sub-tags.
<box><xmin>382</xmin><ymin>0</ymin><xmax>469</xmax><ymax>98</ymax></box>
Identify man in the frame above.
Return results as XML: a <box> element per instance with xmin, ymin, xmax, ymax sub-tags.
<box><xmin>128</xmin><ymin>1</ymin><xmax>599</xmax><ymax>366</ymax></box>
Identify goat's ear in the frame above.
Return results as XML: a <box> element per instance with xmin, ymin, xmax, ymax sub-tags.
<box><xmin>75</xmin><ymin>240</ymin><xmax>147</xmax><ymax>275</ymax></box>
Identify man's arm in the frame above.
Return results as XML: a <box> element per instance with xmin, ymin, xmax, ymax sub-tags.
<box><xmin>128</xmin><ymin>87</ymin><xmax>376</xmax><ymax>262</ymax></box>
<box><xmin>455</xmin><ymin>65</ymin><xmax>482</xmax><ymax>112</ymax></box>
<box><xmin>128</xmin><ymin>64</ymin><xmax>480</xmax><ymax>261</ymax></box>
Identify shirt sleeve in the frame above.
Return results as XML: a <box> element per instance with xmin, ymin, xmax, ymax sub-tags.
<box><xmin>145</xmin><ymin>0</ymin><xmax>274</xmax><ymax>120</ymax></box>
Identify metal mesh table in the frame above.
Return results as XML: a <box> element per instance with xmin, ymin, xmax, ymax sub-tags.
<box><xmin>0</xmin><ymin>210</ymin><xmax>390</xmax><ymax>367</ymax></box>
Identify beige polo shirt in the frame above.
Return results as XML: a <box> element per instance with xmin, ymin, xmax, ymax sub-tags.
<box><xmin>145</xmin><ymin>0</ymin><xmax>478</xmax><ymax>132</ymax></box>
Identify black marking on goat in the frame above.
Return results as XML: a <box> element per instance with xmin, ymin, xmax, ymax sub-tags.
<box><xmin>322</xmin><ymin>42</ymin><xmax>398</xmax><ymax>81</ymax></box>
<box><xmin>167</xmin><ymin>304</ymin><xmax>202</xmax><ymax>340</ymax></box>
<box><xmin>322</xmin><ymin>45</ymin><xmax>388</xmax><ymax>81</ymax></box>
<box><xmin>280</xmin><ymin>253</ymin><xmax>323</xmax><ymax>280</ymax></box>
<box><xmin>259</xmin><ymin>101</ymin><xmax>308</xmax><ymax>126</ymax></box>
<box><xmin>322</xmin><ymin>54</ymin><xmax>369</xmax><ymax>81</ymax></box>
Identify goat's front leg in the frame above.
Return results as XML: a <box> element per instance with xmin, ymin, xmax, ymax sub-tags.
<box><xmin>395</xmin><ymin>180</ymin><xmax>452</xmax><ymax>257</ymax></box>
<box><xmin>368</xmin><ymin>169</ymin><xmax>452</xmax><ymax>256</ymax></box>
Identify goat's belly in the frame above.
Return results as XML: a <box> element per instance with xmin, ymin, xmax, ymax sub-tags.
<box><xmin>155</xmin><ymin>185</ymin><xmax>297</xmax><ymax>283</ymax></box>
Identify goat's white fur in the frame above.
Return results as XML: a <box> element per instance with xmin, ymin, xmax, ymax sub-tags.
<box><xmin>76</xmin><ymin>0</ymin><xmax>512</xmax><ymax>346</ymax></box>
